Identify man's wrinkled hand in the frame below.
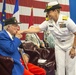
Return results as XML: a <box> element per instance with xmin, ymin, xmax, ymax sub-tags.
<box><xmin>22</xmin><ymin>54</ymin><xmax>29</xmax><ymax>64</ymax></box>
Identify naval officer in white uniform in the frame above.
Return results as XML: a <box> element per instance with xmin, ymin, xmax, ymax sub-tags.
<box><xmin>19</xmin><ymin>1</ymin><xmax>76</xmax><ymax>75</ymax></box>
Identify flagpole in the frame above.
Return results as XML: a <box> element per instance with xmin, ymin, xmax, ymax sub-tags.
<box><xmin>29</xmin><ymin>7</ymin><xmax>34</xmax><ymax>27</ymax></box>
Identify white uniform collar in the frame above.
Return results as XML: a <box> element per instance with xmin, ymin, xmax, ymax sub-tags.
<box><xmin>56</xmin><ymin>14</ymin><xmax>64</xmax><ymax>23</ymax></box>
<box><xmin>6</xmin><ymin>30</ymin><xmax>13</xmax><ymax>40</ymax></box>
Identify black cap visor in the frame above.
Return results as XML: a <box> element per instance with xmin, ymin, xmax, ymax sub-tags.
<box><xmin>44</xmin><ymin>4</ymin><xmax>61</xmax><ymax>12</ymax></box>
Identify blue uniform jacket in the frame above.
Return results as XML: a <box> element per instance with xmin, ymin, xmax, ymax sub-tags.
<box><xmin>0</xmin><ymin>30</ymin><xmax>24</xmax><ymax>75</ymax></box>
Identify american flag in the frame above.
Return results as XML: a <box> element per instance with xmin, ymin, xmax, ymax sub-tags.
<box><xmin>0</xmin><ymin>0</ymin><xmax>70</xmax><ymax>40</ymax></box>
<box><xmin>1</xmin><ymin>0</ymin><xmax>6</xmax><ymax>29</ymax></box>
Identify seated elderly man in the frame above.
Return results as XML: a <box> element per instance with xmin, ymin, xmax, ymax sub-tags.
<box><xmin>0</xmin><ymin>17</ymin><xmax>46</xmax><ymax>75</ymax></box>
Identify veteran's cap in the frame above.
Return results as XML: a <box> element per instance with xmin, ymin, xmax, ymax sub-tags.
<box><xmin>44</xmin><ymin>1</ymin><xmax>61</xmax><ymax>12</ymax></box>
<box><xmin>4</xmin><ymin>17</ymin><xmax>21</xmax><ymax>26</ymax></box>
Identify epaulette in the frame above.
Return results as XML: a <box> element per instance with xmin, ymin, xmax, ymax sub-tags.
<box><xmin>62</xmin><ymin>16</ymin><xmax>68</xmax><ymax>20</ymax></box>
<box><xmin>45</xmin><ymin>17</ymin><xmax>49</xmax><ymax>21</ymax></box>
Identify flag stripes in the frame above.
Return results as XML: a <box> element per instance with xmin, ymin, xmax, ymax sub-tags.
<box><xmin>0</xmin><ymin>0</ymin><xmax>70</xmax><ymax>40</ymax></box>
<box><xmin>0</xmin><ymin>0</ymin><xmax>69</xmax><ymax>12</ymax></box>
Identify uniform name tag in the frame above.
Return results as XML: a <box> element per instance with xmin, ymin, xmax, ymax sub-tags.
<box><xmin>49</xmin><ymin>25</ymin><xmax>53</xmax><ymax>27</ymax></box>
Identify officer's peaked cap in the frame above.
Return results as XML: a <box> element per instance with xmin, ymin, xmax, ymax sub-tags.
<box><xmin>44</xmin><ymin>1</ymin><xmax>61</xmax><ymax>12</ymax></box>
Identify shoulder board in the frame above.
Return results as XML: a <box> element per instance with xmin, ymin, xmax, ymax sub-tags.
<box><xmin>45</xmin><ymin>17</ymin><xmax>49</xmax><ymax>21</ymax></box>
<box><xmin>62</xmin><ymin>16</ymin><xmax>68</xmax><ymax>20</ymax></box>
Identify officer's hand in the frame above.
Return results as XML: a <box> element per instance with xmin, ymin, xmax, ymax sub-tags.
<box><xmin>69</xmin><ymin>48</ymin><xmax>76</xmax><ymax>59</ymax></box>
<box><xmin>18</xmin><ymin>30</ymin><xmax>26</xmax><ymax>34</ymax></box>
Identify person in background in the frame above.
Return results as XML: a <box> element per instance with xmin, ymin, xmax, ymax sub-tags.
<box><xmin>44</xmin><ymin>14</ymin><xmax>55</xmax><ymax>48</ymax></box>
<box><xmin>18</xmin><ymin>1</ymin><xmax>76</xmax><ymax>75</ymax></box>
<box><xmin>25</xmin><ymin>32</ymin><xmax>45</xmax><ymax>48</ymax></box>
<box><xmin>44</xmin><ymin>31</ymin><xmax>55</xmax><ymax>48</ymax></box>
<box><xmin>0</xmin><ymin>17</ymin><xmax>46</xmax><ymax>75</ymax></box>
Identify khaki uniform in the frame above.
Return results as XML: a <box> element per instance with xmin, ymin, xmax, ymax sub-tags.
<box><xmin>39</xmin><ymin>14</ymin><xmax>76</xmax><ymax>75</ymax></box>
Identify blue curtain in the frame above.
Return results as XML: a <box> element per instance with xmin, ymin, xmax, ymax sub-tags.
<box><xmin>69</xmin><ymin>0</ymin><xmax>76</xmax><ymax>23</ymax></box>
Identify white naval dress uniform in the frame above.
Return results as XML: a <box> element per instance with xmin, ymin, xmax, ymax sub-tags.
<box><xmin>39</xmin><ymin>14</ymin><xmax>76</xmax><ymax>75</ymax></box>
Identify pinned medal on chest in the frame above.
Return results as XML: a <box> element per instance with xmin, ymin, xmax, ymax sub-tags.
<box><xmin>59</xmin><ymin>16</ymin><xmax>68</xmax><ymax>28</ymax></box>
<box><xmin>59</xmin><ymin>22</ymin><xmax>66</xmax><ymax>28</ymax></box>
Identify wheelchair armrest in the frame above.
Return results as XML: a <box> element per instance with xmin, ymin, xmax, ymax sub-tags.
<box><xmin>0</xmin><ymin>55</ymin><xmax>14</xmax><ymax>75</ymax></box>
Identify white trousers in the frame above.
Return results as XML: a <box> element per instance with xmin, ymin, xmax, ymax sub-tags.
<box><xmin>55</xmin><ymin>46</ymin><xmax>76</xmax><ymax>75</ymax></box>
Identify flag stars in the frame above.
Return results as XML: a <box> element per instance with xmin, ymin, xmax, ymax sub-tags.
<box><xmin>2</xmin><ymin>19</ymin><xmax>5</xmax><ymax>22</ymax></box>
<box><xmin>1</xmin><ymin>0</ymin><xmax>6</xmax><ymax>29</ymax></box>
<box><xmin>2</xmin><ymin>14</ymin><xmax>5</xmax><ymax>17</ymax></box>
